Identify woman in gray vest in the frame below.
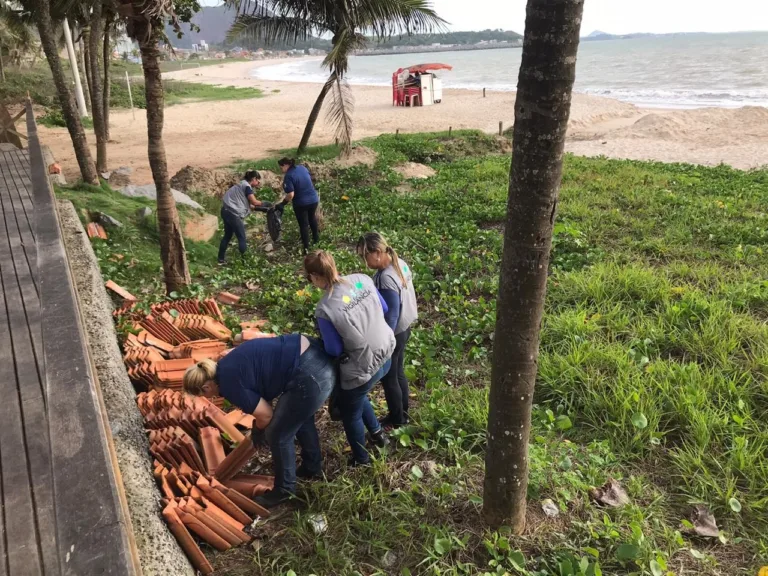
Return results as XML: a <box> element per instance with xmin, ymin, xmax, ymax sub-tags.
<box><xmin>357</xmin><ymin>232</ymin><xmax>418</xmax><ymax>430</ymax></box>
<box><xmin>217</xmin><ymin>170</ymin><xmax>272</xmax><ymax>264</ymax></box>
<box><xmin>305</xmin><ymin>250</ymin><xmax>396</xmax><ymax>466</ymax></box>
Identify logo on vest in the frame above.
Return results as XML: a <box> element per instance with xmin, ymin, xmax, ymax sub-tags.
<box><xmin>341</xmin><ymin>281</ymin><xmax>370</xmax><ymax>313</ymax></box>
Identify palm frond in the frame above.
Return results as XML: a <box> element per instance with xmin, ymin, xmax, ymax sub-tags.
<box><xmin>350</xmin><ymin>0</ymin><xmax>447</xmax><ymax>39</ymax></box>
<box><xmin>326</xmin><ymin>73</ymin><xmax>354</xmax><ymax>154</ymax></box>
<box><xmin>322</xmin><ymin>26</ymin><xmax>365</xmax><ymax>75</ymax></box>
<box><xmin>227</xmin><ymin>12</ymin><xmax>311</xmax><ymax>44</ymax></box>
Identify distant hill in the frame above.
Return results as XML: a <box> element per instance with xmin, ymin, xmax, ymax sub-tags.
<box><xmin>167</xmin><ymin>11</ymin><xmax>521</xmax><ymax>51</ymax></box>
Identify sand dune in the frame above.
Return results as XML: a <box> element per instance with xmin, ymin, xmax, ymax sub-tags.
<box><xmin>39</xmin><ymin>59</ymin><xmax>768</xmax><ymax>184</ymax></box>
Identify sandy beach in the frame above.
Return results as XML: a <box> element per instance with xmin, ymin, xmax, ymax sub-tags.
<box><xmin>39</xmin><ymin>59</ymin><xmax>768</xmax><ymax>184</ymax></box>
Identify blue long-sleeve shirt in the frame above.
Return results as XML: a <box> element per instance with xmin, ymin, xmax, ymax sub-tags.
<box><xmin>379</xmin><ymin>289</ymin><xmax>401</xmax><ymax>332</ymax></box>
<box><xmin>318</xmin><ymin>289</ymin><xmax>389</xmax><ymax>357</ymax></box>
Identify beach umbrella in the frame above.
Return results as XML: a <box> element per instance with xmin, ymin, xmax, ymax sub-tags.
<box><xmin>396</xmin><ymin>63</ymin><xmax>453</xmax><ymax>75</ymax></box>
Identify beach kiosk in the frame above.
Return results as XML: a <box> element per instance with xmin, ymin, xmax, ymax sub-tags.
<box><xmin>392</xmin><ymin>63</ymin><xmax>452</xmax><ymax>107</ymax></box>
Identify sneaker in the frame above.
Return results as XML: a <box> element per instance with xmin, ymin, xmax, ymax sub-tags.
<box><xmin>296</xmin><ymin>465</ymin><xmax>323</xmax><ymax>480</ymax></box>
<box><xmin>347</xmin><ymin>455</ymin><xmax>371</xmax><ymax>468</ymax></box>
<box><xmin>254</xmin><ymin>488</ymin><xmax>292</xmax><ymax>509</ymax></box>
<box><xmin>217</xmin><ymin>259</ymin><xmax>227</xmax><ymax>266</ymax></box>
<box><xmin>379</xmin><ymin>415</ymin><xmax>407</xmax><ymax>432</ymax></box>
<box><xmin>368</xmin><ymin>429</ymin><xmax>390</xmax><ymax>448</ymax></box>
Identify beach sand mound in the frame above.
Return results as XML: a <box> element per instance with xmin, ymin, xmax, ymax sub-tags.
<box><xmin>617</xmin><ymin>106</ymin><xmax>768</xmax><ymax>143</ymax></box>
<box><xmin>170</xmin><ymin>165</ymin><xmax>238</xmax><ymax>197</ymax></box>
<box><xmin>393</xmin><ymin>162</ymin><xmax>436</xmax><ymax>179</ymax></box>
<box><xmin>334</xmin><ymin>146</ymin><xmax>378</xmax><ymax>168</ymax></box>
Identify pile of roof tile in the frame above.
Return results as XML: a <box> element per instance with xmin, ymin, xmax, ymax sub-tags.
<box><xmin>138</xmin><ymin>389</ymin><xmax>273</xmax><ymax>574</ymax></box>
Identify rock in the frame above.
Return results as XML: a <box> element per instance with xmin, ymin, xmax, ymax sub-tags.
<box><xmin>263</xmin><ymin>242</ymin><xmax>274</xmax><ymax>253</ymax></box>
<box><xmin>541</xmin><ymin>499</ymin><xmax>560</xmax><ymax>518</ymax></box>
<box><xmin>589</xmin><ymin>478</ymin><xmax>630</xmax><ymax>508</ymax></box>
<box><xmin>117</xmin><ymin>184</ymin><xmax>203</xmax><ymax>210</ymax></box>
<box><xmin>136</xmin><ymin>207</ymin><xmax>153</xmax><ymax>219</ymax></box>
<box><xmin>257</xmin><ymin>170</ymin><xmax>282</xmax><ymax>190</ymax></box>
<box><xmin>393</xmin><ymin>162</ymin><xmax>436</xmax><ymax>180</ymax></box>
<box><xmin>307</xmin><ymin>514</ymin><xmax>327</xmax><ymax>535</ymax></box>
<box><xmin>109</xmin><ymin>166</ymin><xmax>133</xmax><ymax>188</ymax></box>
<box><xmin>182</xmin><ymin>213</ymin><xmax>218</xmax><ymax>242</ymax></box>
<box><xmin>94</xmin><ymin>212</ymin><xmax>123</xmax><ymax>228</ymax></box>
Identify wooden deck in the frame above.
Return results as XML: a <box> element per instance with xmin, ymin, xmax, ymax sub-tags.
<box><xmin>0</xmin><ymin>106</ymin><xmax>139</xmax><ymax>575</ymax></box>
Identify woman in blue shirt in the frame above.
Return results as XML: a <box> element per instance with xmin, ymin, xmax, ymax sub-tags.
<box><xmin>182</xmin><ymin>334</ymin><xmax>335</xmax><ymax>508</ymax></box>
<box><xmin>278</xmin><ymin>157</ymin><xmax>320</xmax><ymax>252</ymax></box>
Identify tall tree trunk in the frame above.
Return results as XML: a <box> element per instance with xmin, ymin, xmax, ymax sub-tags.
<box><xmin>88</xmin><ymin>9</ymin><xmax>108</xmax><ymax>172</ymax></box>
<box><xmin>0</xmin><ymin>49</ymin><xmax>5</xmax><ymax>82</ymax></box>
<box><xmin>29</xmin><ymin>0</ymin><xmax>98</xmax><ymax>183</ymax></box>
<box><xmin>79</xmin><ymin>37</ymin><xmax>92</xmax><ymax>111</ymax></box>
<box><xmin>483</xmin><ymin>0</ymin><xmax>584</xmax><ymax>532</ymax></box>
<box><xmin>139</xmin><ymin>28</ymin><xmax>190</xmax><ymax>293</ymax></box>
<box><xmin>297</xmin><ymin>73</ymin><xmax>336</xmax><ymax>155</ymax></box>
<box><xmin>102</xmin><ymin>20</ymin><xmax>111</xmax><ymax>139</ymax></box>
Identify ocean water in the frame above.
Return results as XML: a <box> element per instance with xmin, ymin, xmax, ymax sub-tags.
<box><xmin>252</xmin><ymin>32</ymin><xmax>768</xmax><ymax>109</ymax></box>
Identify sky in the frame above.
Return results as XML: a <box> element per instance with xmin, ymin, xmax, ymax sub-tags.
<box><xmin>197</xmin><ymin>0</ymin><xmax>768</xmax><ymax>36</ymax></box>
<box><xmin>433</xmin><ymin>0</ymin><xmax>768</xmax><ymax>35</ymax></box>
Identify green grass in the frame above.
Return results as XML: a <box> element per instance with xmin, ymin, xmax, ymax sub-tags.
<box><xmin>59</xmin><ymin>132</ymin><xmax>768</xmax><ymax>575</ymax></box>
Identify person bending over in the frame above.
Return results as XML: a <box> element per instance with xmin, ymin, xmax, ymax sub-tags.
<box><xmin>304</xmin><ymin>250</ymin><xmax>395</xmax><ymax>466</ymax></box>
<box><xmin>357</xmin><ymin>232</ymin><xmax>418</xmax><ymax>430</ymax></box>
<box><xmin>278</xmin><ymin>157</ymin><xmax>319</xmax><ymax>253</ymax></box>
<box><xmin>217</xmin><ymin>170</ymin><xmax>272</xmax><ymax>264</ymax></box>
<box><xmin>182</xmin><ymin>334</ymin><xmax>335</xmax><ymax>508</ymax></box>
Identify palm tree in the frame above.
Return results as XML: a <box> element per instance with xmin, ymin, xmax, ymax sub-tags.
<box><xmin>25</xmin><ymin>0</ymin><xmax>99</xmax><ymax>183</ymax></box>
<box><xmin>228</xmin><ymin>0</ymin><xmax>445</xmax><ymax>154</ymax></box>
<box><xmin>483</xmin><ymin>0</ymin><xmax>585</xmax><ymax>532</ymax></box>
<box><xmin>119</xmin><ymin>0</ymin><xmax>196</xmax><ymax>293</ymax></box>
<box><xmin>88</xmin><ymin>0</ymin><xmax>108</xmax><ymax>172</ymax></box>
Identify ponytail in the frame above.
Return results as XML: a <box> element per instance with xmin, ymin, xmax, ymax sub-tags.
<box><xmin>357</xmin><ymin>232</ymin><xmax>406</xmax><ymax>288</ymax></box>
<box><xmin>304</xmin><ymin>250</ymin><xmax>342</xmax><ymax>292</ymax></box>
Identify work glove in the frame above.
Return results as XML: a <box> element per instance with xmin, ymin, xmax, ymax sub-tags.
<box><xmin>251</xmin><ymin>427</ymin><xmax>268</xmax><ymax>449</ymax></box>
<box><xmin>260</xmin><ymin>201</ymin><xmax>274</xmax><ymax>209</ymax></box>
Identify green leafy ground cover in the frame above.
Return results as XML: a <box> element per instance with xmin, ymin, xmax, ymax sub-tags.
<box><xmin>58</xmin><ymin>131</ymin><xmax>767</xmax><ymax>575</ymax></box>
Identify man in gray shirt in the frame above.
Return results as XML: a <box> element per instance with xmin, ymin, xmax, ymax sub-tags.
<box><xmin>217</xmin><ymin>170</ymin><xmax>271</xmax><ymax>264</ymax></box>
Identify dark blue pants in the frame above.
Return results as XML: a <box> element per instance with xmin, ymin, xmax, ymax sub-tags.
<box><xmin>340</xmin><ymin>359</ymin><xmax>392</xmax><ymax>464</ymax></box>
<box><xmin>218</xmin><ymin>207</ymin><xmax>247</xmax><ymax>261</ymax></box>
<box><xmin>264</xmin><ymin>340</ymin><xmax>335</xmax><ymax>494</ymax></box>
<box><xmin>381</xmin><ymin>328</ymin><xmax>411</xmax><ymax>425</ymax></box>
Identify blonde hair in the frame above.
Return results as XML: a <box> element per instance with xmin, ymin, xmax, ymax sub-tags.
<box><xmin>304</xmin><ymin>250</ymin><xmax>342</xmax><ymax>290</ymax></box>
<box><xmin>356</xmin><ymin>232</ymin><xmax>407</xmax><ymax>288</ymax></box>
<box><xmin>183</xmin><ymin>359</ymin><xmax>217</xmax><ymax>396</ymax></box>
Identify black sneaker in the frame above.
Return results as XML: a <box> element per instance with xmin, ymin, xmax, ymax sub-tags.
<box><xmin>296</xmin><ymin>465</ymin><xmax>323</xmax><ymax>480</ymax></box>
<box><xmin>217</xmin><ymin>259</ymin><xmax>227</xmax><ymax>266</ymax></box>
<box><xmin>254</xmin><ymin>488</ymin><xmax>292</xmax><ymax>509</ymax></box>
<box><xmin>368</xmin><ymin>429</ymin><xmax>390</xmax><ymax>448</ymax></box>
<box><xmin>379</xmin><ymin>415</ymin><xmax>408</xmax><ymax>431</ymax></box>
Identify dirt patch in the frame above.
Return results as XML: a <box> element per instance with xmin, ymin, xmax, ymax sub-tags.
<box><xmin>333</xmin><ymin>145</ymin><xmax>378</xmax><ymax>168</ymax></box>
<box><xmin>395</xmin><ymin>183</ymin><xmax>414</xmax><ymax>194</ymax></box>
<box><xmin>57</xmin><ymin>200</ymin><xmax>194</xmax><ymax>576</ymax></box>
<box><xmin>170</xmin><ymin>165</ymin><xmax>239</xmax><ymax>197</ymax></box>
<box><xmin>393</xmin><ymin>162</ymin><xmax>436</xmax><ymax>179</ymax></box>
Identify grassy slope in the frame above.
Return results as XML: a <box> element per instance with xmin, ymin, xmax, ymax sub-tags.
<box><xmin>58</xmin><ymin>132</ymin><xmax>768</xmax><ymax>576</ymax></box>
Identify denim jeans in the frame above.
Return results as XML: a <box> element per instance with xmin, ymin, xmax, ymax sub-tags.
<box><xmin>381</xmin><ymin>328</ymin><xmax>411</xmax><ymax>425</ymax></box>
<box><xmin>218</xmin><ymin>207</ymin><xmax>247</xmax><ymax>261</ymax></box>
<box><xmin>340</xmin><ymin>359</ymin><xmax>392</xmax><ymax>464</ymax></box>
<box><xmin>293</xmin><ymin>202</ymin><xmax>319</xmax><ymax>250</ymax></box>
<box><xmin>264</xmin><ymin>340</ymin><xmax>335</xmax><ymax>494</ymax></box>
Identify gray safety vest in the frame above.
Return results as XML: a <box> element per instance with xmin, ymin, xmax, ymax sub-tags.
<box><xmin>374</xmin><ymin>258</ymin><xmax>418</xmax><ymax>335</ymax></box>
<box><xmin>315</xmin><ymin>274</ymin><xmax>395</xmax><ymax>390</ymax></box>
<box><xmin>222</xmin><ymin>181</ymin><xmax>252</xmax><ymax>220</ymax></box>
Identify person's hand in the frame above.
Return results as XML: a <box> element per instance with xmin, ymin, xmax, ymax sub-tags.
<box><xmin>260</xmin><ymin>201</ymin><xmax>273</xmax><ymax>209</ymax></box>
<box><xmin>251</xmin><ymin>427</ymin><xmax>268</xmax><ymax>448</ymax></box>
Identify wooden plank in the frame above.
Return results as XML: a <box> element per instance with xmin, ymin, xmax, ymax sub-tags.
<box><xmin>0</xmin><ymin>173</ymin><xmax>43</xmax><ymax>575</ymax></box>
<box><xmin>3</xmin><ymin>150</ymin><xmax>37</xmax><ymax>296</ymax></box>
<box><xmin>27</xmin><ymin>103</ymin><xmax>139</xmax><ymax>576</ymax></box>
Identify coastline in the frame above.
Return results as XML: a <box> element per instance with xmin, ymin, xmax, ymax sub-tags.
<box><xmin>39</xmin><ymin>59</ymin><xmax>768</xmax><ymax>184</ymax></box>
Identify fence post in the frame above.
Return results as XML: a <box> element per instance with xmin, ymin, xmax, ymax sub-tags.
<box><xmin>483</xmin><ymin>87</ymin><xmax>486</xmax><ymax>98</ymax></box>
<box><xmin>499</xmin><ymin>121</ymin><xmax>503</xmax><ymax>136</ymax></box>
<box><xmin>125</xmin><ymin>71</ymin><xmax>135</xmax><ymax>120</ymax></box>
<box><xmin>448</xmin><ymin>126</ymin><xmax>452</xmax><ymax>137</ymax></box>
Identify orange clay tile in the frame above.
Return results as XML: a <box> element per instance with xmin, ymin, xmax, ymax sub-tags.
<box><xmin>162</xmin><ymin>505</ymin><xmax>213</xmax><ymax>575</ymax></box>
<box><xmin>210</xmin><ymin>478</ymin><xmax>270</xmax><ymax>518</ymax></box>
<box><xmin>199</xmin><ymin>427</ymin><xmax>226</xmax><ymax>475</ymax></box>
<box><xmin>105</xmin><ymin>280</ymin><xmax>137</xmax><ymax>301</ymax></box>
<box><xmin>217</xmin><ymin>291</ymin><xmax>240</xmax><ymax>305</ymax></box>
<box><xmin>213</xmin><ymin>437</ymin><xmax>256</xmax><ymax>482</ymax></box>
<box><xmin>177</xmin><ymin>508</ymin><xmax>231</xmax><ymax>552</ymax></box>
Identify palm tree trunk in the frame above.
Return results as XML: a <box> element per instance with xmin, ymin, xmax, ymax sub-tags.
<box><xmin>102</xmin><ymin>20</ymin><xmax>111</xmax><ymax>140</ymax></box>
<box><xmin>29</xmin><ymin>0</ymin><xmax>98</xmax><ymax>184</ymax></box>
<box><xmin>297</xmin><ymin>73</ymin><xmax>336</xmax><ymax>155</ymax></box>
<box><xmin>88</xmin><ymin>10</ymin><xmax>108</xmax><ymax>172</ymax></box>
<box><xmin>483</xmin><ymin>0</ymin><xmax>584</xmax><ymax>532</ymax></box>
<box><xmin>139</xmin><ymin>27</ymin><xmax>190</xmax><ymax>293</ymax></box>
<box><xmin>79</xmin><ymin>37</ymin><xmax>92</xmax><ymax>111</ymax></box>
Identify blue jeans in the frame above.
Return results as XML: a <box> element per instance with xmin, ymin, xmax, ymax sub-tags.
<box><xmin>218</xmin><ymin>207</ymin><xmax>247</xmax><ymax>261</ymax></box>
<box><xmin>264</xmin><ymin>340</ymin><xmax>335</xmax><ymax>494</ymax></box>
<box><xmin>340</xmin><ymin>359</ymin><xmax>392</xmax><ymax>464</ymax></box>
